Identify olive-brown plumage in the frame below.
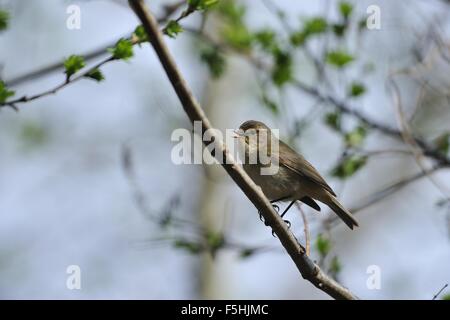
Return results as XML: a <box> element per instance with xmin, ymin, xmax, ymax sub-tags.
<box><xmin>236</xmin><ymin>120</ymin><xmax>359</xmax><ymax>229</ymax></box>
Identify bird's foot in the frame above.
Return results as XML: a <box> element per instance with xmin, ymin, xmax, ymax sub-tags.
<box><xmin>259</xmin><ymin>204</ymin><xmax>280</xmax><ymax>226</ymax></box>
<box><xmin>271</xmin><ymin>219</ymin><xmax>292</xmax><ymax>237</ymax></box>
<box><xmin>260</xmin><ymin>204</ymin><xmax>291</xmax><ymax>237</ymax></box>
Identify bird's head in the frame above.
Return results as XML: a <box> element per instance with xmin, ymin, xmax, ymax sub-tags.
<box><xmin>234</xmin><ymin>120</ymin><xmax>275</xmax><ymax>160</ymax></box>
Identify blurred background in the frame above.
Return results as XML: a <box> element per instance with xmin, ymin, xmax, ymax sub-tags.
<box><xmin>0</xmin><ymin>0</ymin><xmax>449</xmax><ymax>299</ymax></box>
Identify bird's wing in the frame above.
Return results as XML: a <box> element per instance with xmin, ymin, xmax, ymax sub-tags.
<box><xmin>278</xmin><ymin>140</ymin><xmax>337</xmax><ymax>197</ymax></box>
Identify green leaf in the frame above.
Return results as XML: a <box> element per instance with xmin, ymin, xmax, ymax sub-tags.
<box><xmin>290</xmin><ymin>17</ymin><xmax>327</xmax><ymax>46</ymax></box>
<box><xmin>0</xmin><ymin>9</ymin><xmax>9</xmax><ymax>31</ymax></box>
<box><xmin>303</xmin><ymin>17</ymin><xmax>328</xmax><ymax>35</ymax></box>
<box><xmin>0</xmin><ymin>81</ymin><xmax>15</xmax><ymax>103</ymax></box>
<box><xmin>174</xmin><ymin>239</ymin><xmax>202</xmax><ymax>254</ymax></box>
<box><xmin>271</xmin><ymin>49</ymin><xmax>292</xmax><ymax>86</ymax></box>
<box><xmin>348</xmin><ymin>82</ymin><xmax>366</xmax><ymax>97</ymax></box>
<box><xmin>133</xmin><ymin>25</ymin><xmax>148</xmax><ymax>43</ymax></box>
<box><xmin>325</xmin><ymin>112</ymin><xmax>342</xmax><ymax>131</ymax></box>
<box><xmin>443</xmin><ymin>294</ymin><xmax>450</xmax><ymax>300</ymax></box>
<box><xmin>316</xmin><ymin>234</ymin><xmax>331</xmax><ymax>257</ymax></box>
<box><xmin>20</xmin><ymin>121</ymin><xmax>48</xmax><ymax>147</ymax></box>
<box><xmin>108</xmin><ymin>38</ymin><xmax>134</xmax><ymax>61</ymax></box>
<box><xmin>345</xmin><ymin>126</ymin><xmax>367</xmax><ymax>147</ymax></box>
<box><xmin>358</xmin><ymin>18</ymin><xmax>368</xmax><ymax>31</ymax></box>
<box><xmin>332</xmin><ymin>155</ymin><xmax>367</xmax><ymax>179</ymax></box>
<box><xmin>188</xmin><ymin>0</ymin><xmax>219</xmax><ymax>10</ymax></box>
<box><xmin>200</xmin><ymin>47</ymin><xmax>226</xmax><ymax>78</ymax></box>
<box><xmin>64</xmin><ymin>55</ymin><xmax>85</xmax><ymax>78</ymax></box>
<box><xmin>206</xmin><ymin>231</ymin><xmax>225</xmax><ymax>251</ymax></box>
<box><xmin>326</xmin><ymin>50</ymin><xmax>354</xmax><ymax>68</ymax></box>
<box><xmin>434</xmin><ymin>133</ymin><xmax>450</xmax><ymax>156</ymax></box>
<box><xmin>254</xmin><ymin>29</ymin><xmax>277</xmax><ymax>51</ymax></box>
<box><xmin>84</xmin><ymin>68</ymin><xmax>105</xmax><ymax>82</ymax></box>
<box><xmin>223</xmin><ymin>24</ymin><xmax>253</xmax><ymax>50</ymax></box>
<box><xmin>218</xmin><ymin>0</ymin><xmax>252</xmax><ymax>50</ymax></box>
<box><xmin>240</xmin><ymin>248</ymin><xmax>256</xmax><ymax>259</ymax></box>
<box><xmin>332</xmin><ymin>23</ymin><xmax>347</xmax><ymax>37</ymax></box>
<box><xmin>330</xmin><ymin>256</ymin><xmax>342</xmax><ymax>274</ymax></box>
<box><xmin>290</xmin><ymin>32</ymin><xmax>307</xmax><ymax>47</ymax></box>
<box><xmin>339</xmin><ymin>1</ymin><xmax>353</xmax><ymax>20</ymax></box>
<box><xmin>217</xmin><ymin>0</ymin><xmax>245</xmax><ymax>24</ymax></box>
<box><xmin>164</xmin><ymin>20</ymin><xmax>183</xmax><ymax>38</ymax></box>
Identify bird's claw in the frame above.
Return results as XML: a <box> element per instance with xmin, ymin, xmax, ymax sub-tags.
<box><xmin>258</xmin><ymin>212</ymin><xmax>270</xmax><ymax>226</ymax></box>
<box><xmin>261</xmin><ymin>205</ymin><xmax>291</xmax><ymax>236</ymax></box>
<box><xmin>259</xmin><ymin>203</ymin><xmax>280</xmax><ymax>226</ymax></box>
<box><xmin>259</xmin><ymin>212</ymin><xmax>264</xmax><ymax>222</ymax></box>
<box><xmin>284</xmin><ymin>219</ymin><xmax>291</xmax><ymax>228</ymax></box>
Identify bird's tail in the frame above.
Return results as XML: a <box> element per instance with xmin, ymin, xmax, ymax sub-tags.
<box><xmin>327</xmin><ymin>196</ymin><xmax>359</xmax><ymax>230</ymax></box>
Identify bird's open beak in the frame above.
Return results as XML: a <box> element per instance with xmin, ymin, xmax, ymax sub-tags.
<box><xmin>232</xmin><ymin>130</ymin><xmax>242</xmax><ymax>139</ymax></box>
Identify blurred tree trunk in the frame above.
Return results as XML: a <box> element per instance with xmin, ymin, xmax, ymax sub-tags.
<box><xmin>195</xmin><ymin>14</ymin><xmax>255</xmax><ymax>299</ymax></box>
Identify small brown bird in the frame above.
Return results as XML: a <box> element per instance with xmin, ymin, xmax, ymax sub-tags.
<box><xmin>234</xmin><ymin>120</ymin><xmax>359</xmax><ymax>230</ymax></box>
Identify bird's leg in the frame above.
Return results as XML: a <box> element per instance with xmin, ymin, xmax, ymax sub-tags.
<box><xmin>260</xmin><ymin>197</ymin><xmax>293</xmax><ymax>232</ymax></box>
<box><xmin>280</xmin><ymin>200</ymin><xmax>296</xmax><ymax>218</ymax></box>
<box><xmin>269</xmin><ymin>200</ymin><xmax>297</xmax><ymax>237</ymax></box>
<box><xmin>279</xmin><ymin>200</ymin><xmax>296</xmax><ymax>227</ymax></box>
<box><xmin>259</xmin><ymin>201</ymin><xmax>282</xmax><ymax>226</ymax></box>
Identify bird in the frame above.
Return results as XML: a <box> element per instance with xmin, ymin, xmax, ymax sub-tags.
<box><xmin>234</xmin><ymin>120</ymin><xmax>359</xmax><ymax>230</ymax></box>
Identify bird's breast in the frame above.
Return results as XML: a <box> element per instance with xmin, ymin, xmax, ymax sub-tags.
<box><xmin>243</xmin><ymin>163</ymin><xmax>303</xmax><ymax>201</ymax></box>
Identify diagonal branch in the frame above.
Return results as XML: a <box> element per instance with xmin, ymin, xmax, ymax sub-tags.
<box><xmin>184</xmin><ymin>27</ymin><xmax>450</xmax><ymax>167</ymax></box>
<box><xmin>128</xmin><ymin>0</ymin><xmax>358</xmax><ymax>300</ymax></box>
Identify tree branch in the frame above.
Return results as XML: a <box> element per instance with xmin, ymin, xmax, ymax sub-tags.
<box><xmin>0</xmin><ymin>0</ymin><xmax>187</xmax><ymax>110</ymax></box>
<box><xmin>184</xmin><ymin>27</ymin><xmax>450</xmax><ymax>168</ymax></box>
<box><xmin>296</xmin><ymin>202</ymin><xmax>311</xmax><ymax>256</ymax></box>
<box><xmin>292</xmin><ymin>78</ymin><xmax>450</xmax><ymax>167</ymax></box>
<box><xmin>3</xmin><ymin>0</ymin><xmax>185</xmax><ymax>87</ymax></box>
<box><xmin>128</xmin><ymin>0</ymin><xmax>358</xmax><ymax>300</ymax></box>
<box><xmin>2</xmin><ymin>55</ymin><xmax>115</xmax><ymax>109</ymax></box>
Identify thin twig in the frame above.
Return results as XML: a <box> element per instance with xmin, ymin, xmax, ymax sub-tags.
<box><xmin>121</xmin><ymin>143</ymin><xmax>203</xmax><ymax>232</ymax></box>
<box><xmin>432</xmin><ymin>283</ymin><xmax>448</xmax><ymax>300</ymax></box>
<box><xmin>356</xmin><ymin>148</ymin><xmax>415</xmax><ymax>158</ymax></box>
<box><xmin>324</xmin><ymin>165</ymin><xmax>448</xmax><ymax>227</ymax></box>
<box><xmin>129</xmin><ymin>0</ymin><xmax>357</xmax><ymax>300</ymax></box>
<box><xmin>3</xmin><ymin>55</ymin><xmax>115</xmax><ymax>107</ymax></box>
<box><xmin>0</xmin><ymin>0</ymin><xmax>190</xmax><ymax>110</ymax></box>
<box><xmin>296</xmin><ymin>202</ymin><xmax>310</xmax><ymax>256</ymax></box>
<box><xmin>388</xmin><ymin>71</ymin><xmax>450</xmax><ymax>199</ymax></box>
<box><xmin>4</xmin><ymin>0</ymin><xmax>185</xmax><ymax>87</ymax></box>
